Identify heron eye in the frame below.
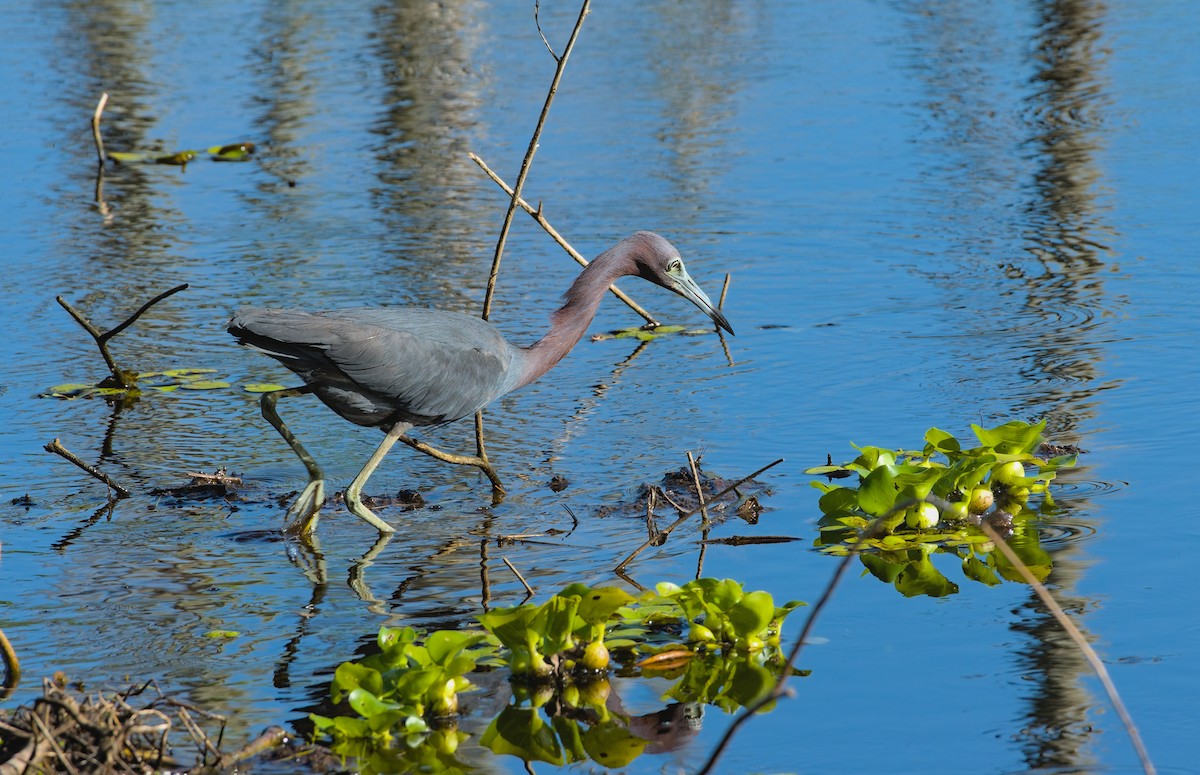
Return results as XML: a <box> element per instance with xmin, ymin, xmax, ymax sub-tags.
<box><xmin>668</xmin><ymin>259</ymin><xmax>683</xmax><ymax>273</ymax></box>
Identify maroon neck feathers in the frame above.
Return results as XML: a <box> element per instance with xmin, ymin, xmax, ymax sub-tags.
<box><xmin>516</xmin><ymin>244</ymin><xmax>638</xmax><ymax>387</ymax></box>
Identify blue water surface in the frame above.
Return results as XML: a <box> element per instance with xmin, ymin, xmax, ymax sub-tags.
<box><xmin>1</xmin><ymin>1</ymin><xmax>1197</xmax><ymax>773</ymax></box>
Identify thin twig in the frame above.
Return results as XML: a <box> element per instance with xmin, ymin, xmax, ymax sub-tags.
<box><xmin>686</xmin><ymin>451</ymin><xmax>709</xmax><ymax>523</ymax></box>
<box><xmin>27</xmin><ymin>710</ymin><xmax>80</xmax><ymax>775</ymax></box>
<box><xmin>44</xmin><ymin>438</ymin><xmax>131</xmax><ymax>497</ymax></box>
<box><xmin>502</xmin><ymin>556</ymin><xmax>535</xmax><ymax>597</ymax></box>
<box><xmin>687</xmin><ymin>458</ymin><xmax>783</xmax><ymax>518</ymax></box>
<box><xmin>533</xmin><ymin>0</ymin><xmax>558</xmax><ymax>60</ymax></box>
<box><xmin>56</xmin><ymin>283</ymin><xmax>189</xmax><ymax>389</ymax></box>
<box><xmin>481</xmin><ymin>0</ymin><xmax>590</xmax><ymax>322</ymax></box>
<box><xmin>980</xmin><ymin>521</ymin><xmax>1156</xmax><ymax>775</ymax></box>
<box><xmin>469</xmin><ymin>152</ymin><xmax>657</xmax><ymax>326</ymax></box>
<box><xmin>697</xmin><ymin>511</ymin><xmax>881</xmax><ymax>774</ymax></box>
<box><xmin>614</xmin><ymin>458</ymin><xmax>784</xmax><ymax>572</ymax></box>
<box><xmin>98</xmin><ymin>283</ymin><xmax>190</xmax><ymax>344</ymax></box>
<box><xmin>91</xmin><ymin>93</ymin><xmax>108</xmax><ymax>169</ymax></box>
<box><xmin>560</xmin><ymin>503</ymin><xmax>580</xmax><ymax>532</ymax></box>
<box><xmin>718</xmin><ymin>273</ymin><xmax>731</xmax><ymax>311</ymax></box>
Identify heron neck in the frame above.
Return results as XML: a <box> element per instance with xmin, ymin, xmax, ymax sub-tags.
<box><xmin>517</xmin><ymin>247</ymin><xmax>634</xmax><ymax>387</ymax></box>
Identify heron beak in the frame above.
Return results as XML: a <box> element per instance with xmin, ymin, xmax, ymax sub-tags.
<box><xmin>670</xmin><ymin>267</ymin><xmax>735</xmax><ymax>335</ymax></box>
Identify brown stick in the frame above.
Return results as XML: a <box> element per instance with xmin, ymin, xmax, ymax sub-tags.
<box><xmin>56</xmin><ymin>283</ymin><xmax>189</xmax><ymax>389</ymax></box>
<box><xmin>686</xmin><ymin>451</ymin><xmax>709</xmax><ymax>522</ymax></box>
<box><xmin>696</xmin><ymin>506</ymin><xmax>886</xmax><ymax>774</ymax></box>
<box><xmin>44</xmin><ymin>438</ymin><xmax>131</xmax><ymax>497</ymax></box>
<box><xmin>502</xmin><ymin>556</ymin><xmax>535</xmax><ymax>597</ymax></box>
<box><xmin>614</xmin><ymin>458</ymin><xmax>784</xmax><ymax>573</ymax></box>
<box><xmin>480</xmin><ymin>0</ymin><xmax>591</xmax><ymax>322</ymax></box>
<box><xmin>91</xmin><ymin>93</ymin><xmax>108</xmax><ymax>169</ymax></box>
<box><xmin>980</xmin><ymin>521</ymin><xmax>1156</xmax><ymax>775</ymax></box>
<box><xmin>469</xmin><ymin>152</ymin><xmax>658</xmax><ymax>326</ymax></box>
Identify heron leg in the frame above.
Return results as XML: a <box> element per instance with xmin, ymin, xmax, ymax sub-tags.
<box><xmin>397</xmin><ymin>435</ymin><xmax>507</xmax><ymax>504</ymax></box>
<box><xmin>342</xmin><ymin>423</ymin><xmax>406</xmax><ymax>534</ymax></box>
<box><xmin>260</xmin><ymin>387</ymin><xmax>326</xmax><ymax>534</ymax></box>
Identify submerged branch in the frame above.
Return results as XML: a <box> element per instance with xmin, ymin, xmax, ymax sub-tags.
<box><xmin>43</xmin><ymin>438</ymin><xmax>131</xmax><ymax>498</ymax></box>
<box><xmin>56</xmin><ymin>283</ymin><xmax>189</xmax><ymax>389</ymax></box>
<box><xmin>91</xmin><ymin>93</ymin><xmax>108</xmax><ymax>169</ymax></box>
<box><xmin>502</xmin><ymin>556</ymin><xmax>535</xmax><ymax>597</ymax></box>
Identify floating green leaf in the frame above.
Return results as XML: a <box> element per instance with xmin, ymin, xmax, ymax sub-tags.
<box><xmin>203</xmin><ymin>630</ymin><xmax>239</xmax><ymax>639</ymax></box>
<box><xmin>243</xmin><ymin>382</ymin><xmax>288</xmax><ymax>393</ymax></box>
<box><xmin>179</xmin><ymin>380</ymin><xmax>231</xmax><ymax>390</ymax></box>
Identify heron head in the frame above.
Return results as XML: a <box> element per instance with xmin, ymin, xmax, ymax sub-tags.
<box><xmin>627</xmin><ymin>231</ymin><xmax>735</xmax><ymax>335</ymax></box>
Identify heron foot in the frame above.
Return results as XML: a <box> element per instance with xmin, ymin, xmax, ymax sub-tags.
<box><xmin>343</xmin><ymin>488</ymin><xmax>397</xmax><ymax>534</ymax></box>
<box><xmin>284</xmin><ymin>479</ymin><xmax>325</xmax><ymax>535</ymax></box>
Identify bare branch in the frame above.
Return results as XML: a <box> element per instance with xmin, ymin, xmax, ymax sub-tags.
<box><xmin>44</xmin><ymin>438</ymin><xmax>131</xmax><ymax>497</ymax></box>
<box><xmin>980</xmin><ymin>520</ymin><xmax>1156</xmax><ymax>775</ymax></box>
<box><xmin>533</xmin><ymin>0</ymin><xmax>559</xmax><ymax>61</ymax></box>
<box><xmin>502</xmin><ymin>556</ymin><xmax>536</xmax><ymax>597</ymax></box>
<box><xmin>56</xmin><ymin>283</ymin><xmax>189</xmax><ymax>389</ymax></box>
<box><xmin>481</xmin><ymin>0</ymin><xmax>591</xmax><ymax>322</ymax></box>
<box><xmin>469</xmin><ymin>152</ymin><xmax>658</xmax><ymax>326</ymax></box>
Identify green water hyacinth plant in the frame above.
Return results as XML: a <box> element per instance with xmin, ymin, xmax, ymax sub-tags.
<box><xmin>805</xmin><ymin>420</ymin><xmax>1077</xmax><ymax>596</ymax></box>
<box><xmin>309</xmin><ymin>626</ymin><xmax>489</xmax><ymax>748</ymax></box>
<box><xmin>616</xmin><ymin>579</ymin><xmax>804</xmax><ymax>654</ymax></box>
<box><xmin>478</xmin><ymin>583</ymin><xmax>636</xmax><ymax>678</ymax></box>
<box><xmin>307</xmin><ymin>581</ymin><xmax>808</xmax><ymax>771</ymax></box>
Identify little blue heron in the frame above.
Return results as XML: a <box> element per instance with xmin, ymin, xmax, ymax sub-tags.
<box><xmin>229</xmin><ymin>231</ymin><xmax>733</xmax><ymax>534</ymax></box>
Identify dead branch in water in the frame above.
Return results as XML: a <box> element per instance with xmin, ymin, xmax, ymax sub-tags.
<box><xmin>56</xmin><ymin>283</ymin><xmax>189</xmax><ymax>390</ymax></box>
<box><xmin>614</xmin><ymin>457</ymin><xmax>784</xmax><ymax>573</ymax></box>
<box><xmin>43</xmin><ymin>438</ymin><xmax>131</xmax><ymax>498</ymax></box>
<box><xmin>90</xmin><ymin>93</ymin><xmax>108</xmax><ymax>169</ymax></box>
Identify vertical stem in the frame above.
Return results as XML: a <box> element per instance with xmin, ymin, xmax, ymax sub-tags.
<box><xmin>481</xmin><ymin>0</ymin><xmax>591</xmax><ymax>321</ymax></box>
<box><xmin>92</xmin><ymin>92</ymin><xmax>109</xmax><ymax>170</ymax></box>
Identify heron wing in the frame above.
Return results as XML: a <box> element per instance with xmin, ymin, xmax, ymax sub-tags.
<box><xmin>229</xmin><ymin>307</ymin><xmax>522</xmax><ymax>427</ymax></box>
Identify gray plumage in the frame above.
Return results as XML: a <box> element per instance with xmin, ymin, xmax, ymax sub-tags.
<box><xmin>229</xmin><ymin>307</ymin><xmax>526</xmax><ymax>428</ymax></box>
<box><xmin>228</xmin><ymin>231</ymin><xmax>733</xmax><ymax>534</ymax></box>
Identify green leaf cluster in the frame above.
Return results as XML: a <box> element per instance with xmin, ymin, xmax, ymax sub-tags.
<box><xmin>478</xmin><ymin>583</ymin><xmax>635</xmax><ymax>677</ymax></box>
<box><xmin>612</xmin><ymin>579</ymin><xmax>804</xmax><ymax>654</ymax></box>
<box><xmin>805</xmin><ymin>421</ymin><xmax>1074</xmax><ymax>596</ymax></box>
<box><xmin>309</xmin><ymin>626</ymin><xmax>488</xmax><ymax>753</ymax></box>
<box><xmin>308</xmin><ymin>580</ymin><xmax>809</xmax><ymax>770</ymax></box>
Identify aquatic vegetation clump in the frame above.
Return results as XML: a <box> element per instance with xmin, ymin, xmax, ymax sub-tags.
<box><xmin>806</xmin><ymin>420</ymin><xmax>1078</xmax><ymax>596</ymax></box>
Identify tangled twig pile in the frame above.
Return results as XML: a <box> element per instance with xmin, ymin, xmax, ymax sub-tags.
<box><xmin>0</xmin><ymin>677</ymin><xmax>245</xmax><ymax>774</ymax></box>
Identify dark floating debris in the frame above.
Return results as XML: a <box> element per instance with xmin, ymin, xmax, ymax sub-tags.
<box><xmin>1038</xmin><ymin>442</ymin><xmax>1088</xmax><ymax>457</ymax></box>
<box><xmin>548</xmin><ymin>474</ymin><xmax>570</xmax><ymax>492</ymax></box>
<box><xmin>597</xmin><ymin>463</ymin><xmax>771</xmax><ymax>524</ymax></box>
<box><xmin>339</xmin><ymin>488</ymin><xmax>426</xmax><ymax>511</ymax></box>
<box><xmin>151</xmin><ymin>468</ymin><xmax>244</xmax><ymax>501</ymax></box>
